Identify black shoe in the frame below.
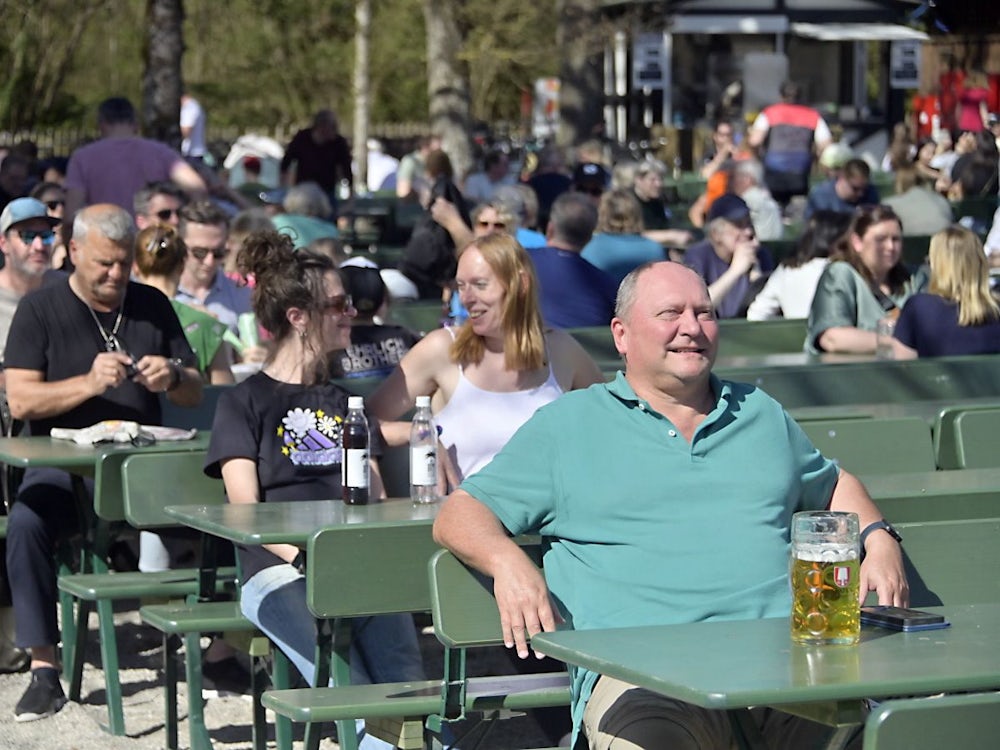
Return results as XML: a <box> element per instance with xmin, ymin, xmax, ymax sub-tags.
<box><xmin>202</xmin><ymin>655</ymin><xmax>252</xmax><ymax>696</ymax></box>
<box><xmin>14</xmin><ymin>668</ymin><xmax>67</xmax><ymax>722</ymax></box>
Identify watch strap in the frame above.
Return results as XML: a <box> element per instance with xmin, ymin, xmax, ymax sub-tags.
<box><xmin>860</xmin><ymin>520</ymin><xmax>902</xmax><ymax>551</ymax></box>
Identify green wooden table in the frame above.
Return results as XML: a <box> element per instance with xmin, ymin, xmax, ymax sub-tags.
<box><xmin>0</xmin><ymin>433</ymin><xmax>210</xmax><ymax>736</ymax></box>
<box><xmin>532</xmin><ymin>603</ymin><xmax>1000</xmax><ymax>750</ymax></box>
<box><xmin>860</xmin><ymin>468</ymin><xmax>1000</xmax><ymax>523</ymax></box>
<box><xmin>164</xmin><ymin>497</ymin><xmax>439</xmax><ymax>547</ymax></box>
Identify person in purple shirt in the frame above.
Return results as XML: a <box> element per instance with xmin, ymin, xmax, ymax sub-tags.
<box><xmin>529</xmin><ymin>192</ymin><xmax>617</xmax><ymax>328</ymax></box>
<box><xmin>684</xmin><ymin>194</ymin><xmax>774</xmax><ymax>318</ymax></box>
<box><xmin>893</xmin><ymin>225</ymin><xmax>1000</xmax><ymax>358</ymax></box>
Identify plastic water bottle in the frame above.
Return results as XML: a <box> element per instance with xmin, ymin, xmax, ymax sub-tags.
<box><xmin>409</xmin><ymin>396</ymin><xmax>439</xmax><ymax>504</ymax></box>
<box><xmin>341</xmin><ymin>396</ymin><xmax>370</xmax><ymax>505</ymax></box>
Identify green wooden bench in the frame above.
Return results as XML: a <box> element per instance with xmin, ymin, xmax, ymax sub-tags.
<box><xmin>159</xmin><ymin>384</ymin><xmax>230</xmax><ymax>431</ymax></box>
<box><xmin>56</xmin><ymin>449</ymin><xmax>237</xmax><ymax>741</ymax></box>
<box><xmin>934</xmin><ymin>405</ymin><xmax>1000</xmax><ymax>470</ymax></box>
<box><xmin>122</xmin><ymin>451</ymin><xmax>290</xmax><ymax>750</ymax></box>
<box><xmin>720</xmin><ymin>354</ymin><xmax>1000</xmax><ymax>410</ymax></box>
<box><xmin>901</xmin><ymin>234</ymin><xmax>931</xmax><ymax>266</ymax></box>
<box><xmin>716</xmin><ymin>318</ymin><xmax>809</xmax><ymax>357</ymax></box>
<box><xmin>862</xmin><ymin>468</ymin><xmax>1000</xmax><ymax>523</ymax></box>
<box><xmin>261</xmin><ymin>534</ymin><xmax>568</xmax><ymax>750</ymax></box>
<box><xmin>387</xmin><ymin>300</ymin><xmax>444</xmax><ymax>335</ymax></box>
<box><xmin>863</xmin><ymin>691</ymin><xmax>1000</xmax><ymax>750</ymax></box>
<box><xmin>799</xmin><ymin>418</ymin><xmax>937</xmax><ymax>475</ymax></box>
<box><xmin>892</xmin><ymin>518</ymin><xmax>1000</xmax><ymax>607</ymax></box>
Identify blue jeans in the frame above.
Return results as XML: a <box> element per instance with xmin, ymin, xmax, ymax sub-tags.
<box><xmin>240</xmin><ymin>564</ymin><xmax>427</xmax><ymax>749</ymax></box>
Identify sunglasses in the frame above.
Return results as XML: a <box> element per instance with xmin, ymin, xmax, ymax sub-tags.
<box><xmin>189</xmin><ymin>246</ymin><xmax>228</xmax><ymax>261</ymax></box>
<box><xmin>45</xmin><ymin>200</ymin><xmax>65</xmax><ymax>211</ymax></box>
<box><xmin>155</xmin><ymin>208</ymin><xmax>180</xmax><ymax>221</ymax></box>
<box><xmin>576</xmin><ymin>186</ymin><xmax>604</xmax><ymax>197</ymax></box>
<box><xmin>145</xmin><ymin>231</ymin><xmax>170</xmax><ymax>256</ymax></box>
<box><xmin>323</xmin><ymin>294</ymin><xmax>354</xmax><ymax>314</ymax></box>
<box><xmin>477</xmin><ymin>220</ymin><xmax>507</xmax><ymax>230</ymax></box>
<box><xmin>18</xmin><ymin>229</ymin><xmax>56</xmax><ymax>244</ymax></box>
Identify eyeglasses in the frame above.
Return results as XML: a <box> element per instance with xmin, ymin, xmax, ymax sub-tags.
<box><xmin>189</xmin><ymin>246</ymin><xmax>228</xmax><ymax>261</ymax></box>
<box><xmin>45</xmin><ymin>200</ymin><xmax>64</xmax><ymax>211</ymax></box>
<box><xmin>155</xmin><ymin>208</ymin><xmax>180</xmax><ymax>221</ymax></box>
<box><xmin>477</xmin><ymin>220</ymin><xmax>507</xmax><ymax>230</ymax></box>
<box><xmin>576</xmin><ymin>186</ymin><xmax>604</xmax><ymax>197</ymax></box>
<box><xmin>322</xmin><ymin>294</ymin><xmax>354</xmax><ymax>314</ymax></box>
<box><xmin>18</xmin><ymin>229</ymin><xmax>56</xmax><ymax>245</ymax></box>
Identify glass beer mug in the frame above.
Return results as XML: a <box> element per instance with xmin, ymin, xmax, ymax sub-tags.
<box><xmin>790</xmin><ymin>511</ymin><xmax>861</xmax><ymax>645</ymax></box>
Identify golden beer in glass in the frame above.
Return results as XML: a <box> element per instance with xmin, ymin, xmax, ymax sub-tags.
<box><xmin>790</xmin><ymin>511</ymin><xmax>860</xmax><ymax>645</ymax></box>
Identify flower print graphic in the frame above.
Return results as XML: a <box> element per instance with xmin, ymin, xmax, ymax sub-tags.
<box><xmin>317</xmin><ymin>412</ymin><xmax>343</xmax><ymax>439</ymax></box>
<box><xmin>280</xmin><ymin>406</ymin><xmax>341</xmax><ymax>467</ymax></box>
<box><xmin>282</xmin><ymin>408</ymin><xmax>317</xmax><ymax>437</ymax></box>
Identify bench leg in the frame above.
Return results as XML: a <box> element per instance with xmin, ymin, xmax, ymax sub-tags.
<box><xmin>66</xmin><ymin>598</ymin><xmax>92</xmax><ymax>702</ymax></box>
<box><xmin>271</xmin><ymin>647</ymin><xmax>294</xmax><ymax>750</ymax></box>
<box><xmin>332</xmin><ymin>619</ymin><xmax>359</xmax><ymax>750</ymax></box>
<box><xmin>184</xmin><ymin>631</ymin><xmax>212</xmax><ymax>750</ymax></box>
<box><xmin>95</xmin><ymin>597</ymin><xmax>126</xmax><ymax>735</ymax></box>
<box><xmin>164</xmin><ymin>634</ymin><xmax>180</xmax><ymax>750</ymax></box>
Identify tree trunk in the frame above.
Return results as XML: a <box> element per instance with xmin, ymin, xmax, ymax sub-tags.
<box><xmin>556</xmin><ymin>0</ymin><xmax>604</xmax><ymax>149</ymax></box>
<box><xmin>423</xmin><ymin>0</ymin><xmax>473</xmax><ymax>181</ymax></box>
<box><xmin>353</xmin><ymin>0</ymin><xmax>371</xmax><ymax>194</ymax></box>
<box><xmin>142</xmin><ymin>0</ymin><xmax>184</xmax><ymax>148</ymax></box>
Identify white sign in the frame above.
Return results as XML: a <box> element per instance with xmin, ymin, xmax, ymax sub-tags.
<box><xmin>890</xmin><ymin>40</ymin><xmax>922</xmax><ymax>89</ymax></box>
<box><xmin>633</xmin><ymin>32</ymin><xmax>668</xmax><ymax>91</ymax></box>
<box><xmin>532</xmin><ymin>77</ymin><xmax>560</xmax><ymax>139</ymax></box>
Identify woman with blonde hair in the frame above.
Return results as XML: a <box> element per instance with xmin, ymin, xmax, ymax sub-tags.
<box><xmin>371</xmin><ymin>231</ymin><xmax>603</xmax><ymax>487</ymax></box>
<box><xmin>581</xmin><ymin>188</ymin><xmax>666</xmax><ymax>284</ymax></box>
<box><xmin>133</xmin><ymin>224</ymin><xmax>235</xmax><ymax>383</ymax></box>
<box><xmin>893</xmin><ymin>225</ymin><xmax>1000</xmax><ymax>357</ymax></box>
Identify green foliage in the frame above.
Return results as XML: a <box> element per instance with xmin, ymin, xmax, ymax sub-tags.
<box><xmin>0</xmin><ymin>0</ymin><xmax>563</xmax><ymax>133</ymax></box>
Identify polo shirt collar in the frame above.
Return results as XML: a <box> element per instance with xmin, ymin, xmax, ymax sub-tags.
<box><xmin>606</xmin><ymin>370</ymin><xmax>734</xmax><ymax>415</ymax></box>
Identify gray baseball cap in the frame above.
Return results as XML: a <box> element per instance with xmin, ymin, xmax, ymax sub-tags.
<box><xmin>0</xmin><ymin>197</ymin><xmax>60</xmax><ymax>234</ymax></box>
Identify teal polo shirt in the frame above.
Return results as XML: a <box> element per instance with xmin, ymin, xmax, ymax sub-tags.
<box><xmin>462</xmin><ymin>371</ymin><xmax>839</xmax><ymax>737</ymax></box>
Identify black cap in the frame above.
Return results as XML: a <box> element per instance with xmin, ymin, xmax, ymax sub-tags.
<box><xmin>707</xmin><ymin>193</ymin><xmax>751</xmax><ymax>224</ymax></box>
<box><xmin>572</xmin><ymin>162</ymin><xmax>610</xmax><ymax>191</ymax></box>
<box><xmin>341</xmin><ymin>265</ymin><xmax>386</xmax><ymax>315</ymax></box>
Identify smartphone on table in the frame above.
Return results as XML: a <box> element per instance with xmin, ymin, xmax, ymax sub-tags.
<box><xmin>860</xmin><ymin>605</ymin><xmax>951</xmax><ymax>632</ymax></box>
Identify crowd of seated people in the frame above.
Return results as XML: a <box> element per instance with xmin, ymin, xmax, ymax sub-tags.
<box><xmin>5</xmin><ymin>85</ymin><xmax>1000</xmax><ymax>746</ymax></box>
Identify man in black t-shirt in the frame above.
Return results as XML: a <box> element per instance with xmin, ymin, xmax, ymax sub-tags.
<box><xmin>4</xmin><ymin>204</ymin><xmax>201</xmax><ymax>722</ymax></box>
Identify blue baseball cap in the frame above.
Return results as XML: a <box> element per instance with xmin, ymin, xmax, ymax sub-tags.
<box><xmin>0</xmin><ymin>197</ymin><xmax>59</xmax><ymax>234</ymax></box>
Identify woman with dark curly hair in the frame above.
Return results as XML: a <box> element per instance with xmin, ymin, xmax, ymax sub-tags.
<box><xmin>203</xmin><ymin>230</ymin><xmax>424</xmax><ymax>749</ymax></box>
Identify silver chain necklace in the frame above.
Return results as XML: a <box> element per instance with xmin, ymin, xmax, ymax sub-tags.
<box><xmin>84</xmin><ymin>287</ymin><xmax>127</xmax><ymax>352</ymax></box>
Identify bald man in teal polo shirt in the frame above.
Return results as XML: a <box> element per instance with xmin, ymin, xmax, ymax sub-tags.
<box><xmin>434</xmin><ymin>261</ymin><xmax>909</xmax><ymax>749</ymax></box>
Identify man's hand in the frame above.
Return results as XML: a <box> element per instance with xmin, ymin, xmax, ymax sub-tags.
<box><xmin>131</xmin><ymin>355</ymin><xmax>177</xmax><ymax>393</ymax></box>
<box><xmin>88</xmin><ymin>351</ymin><xmax>138</xmax><ymax>394</ymax></box>
<box><xmin>492</xmin><ymin>552</ymin><xmax>562</xmax><ymax>659</ymax></box>
<box><xmin>859</xmin><ymin>531</ymin><xmax>909</xmax><ymax>607</ymax></box>
<box><xmin>730</xmin><ymin>239</ymin><xmax>760</xmax><ymax>276</ymax></box>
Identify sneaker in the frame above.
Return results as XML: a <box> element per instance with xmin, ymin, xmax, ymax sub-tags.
<box><xmin>14</xmin><ymin>669</ymin><xmax>67</xmax><ymax>722</ymax></box>
<box><xmin>202</xmin><ymin>656</ymin><xmax>252</xmax><ymax>697</ymax></box>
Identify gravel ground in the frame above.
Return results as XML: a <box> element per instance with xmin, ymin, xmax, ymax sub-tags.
<box><xmin>0</xmin><ymin>605</ymin><xmax>556</xmax><ymax>750</ymax></box>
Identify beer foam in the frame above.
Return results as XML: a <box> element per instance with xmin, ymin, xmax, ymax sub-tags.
<box><xmin>793</xmin><ymin>543</ymin><xmax>857</xmax><ymax>563</ymax></box>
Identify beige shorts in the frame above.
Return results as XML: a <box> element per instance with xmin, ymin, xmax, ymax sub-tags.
<box><xmin>582</xmin><ymin>675</ymin><xmax>864</xmax><ymax>750</ymax></box>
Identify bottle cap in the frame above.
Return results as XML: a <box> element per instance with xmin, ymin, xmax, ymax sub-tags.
<box><xmin>347</xmin><ymin>396</ymin><xmax>364</xmax><ymax>409</ymax></box>
<box><xmin>415</xmin><ymin>396</ymin><xmax>431</xmax><ymax>408</ymax></box>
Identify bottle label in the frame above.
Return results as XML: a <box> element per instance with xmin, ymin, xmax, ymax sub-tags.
<box><xmin>342</xmin><ymin>448</ymin><xmax>369</xmax><ymax>488</ymax></box>
<box><xmin>410</xmin><ymin>445</ymin><xmax>437</xmax><ymax>486</ymax></box>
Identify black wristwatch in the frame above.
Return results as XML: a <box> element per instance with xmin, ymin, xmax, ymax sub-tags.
<box><xmin>290</xmin><ymin>551</ymin><xmax>306</xmax><ymax>574</ymax></box>
<box><xmin>166</xmin><ymin>358</ymin><xmax>184</xmax><ymax>391</ymax></box>
<box><xmin>860</xmin><ymin>520</ymin><xmax>903</xmax><ymax>552</ymax></box>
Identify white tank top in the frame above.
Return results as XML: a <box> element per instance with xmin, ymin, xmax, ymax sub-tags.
<box><xmin>435</xmin><ymin>334</ymin><xmax>564</xmax><ymax>481</ymax></box>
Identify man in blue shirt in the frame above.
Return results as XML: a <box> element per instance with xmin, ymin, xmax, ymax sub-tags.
<box><xmin>805</xmin><ymin>158</ymin><xmax>881</xmax><ymax>219</ymax></box>
<box><xmin>434</xmin><ymin>261</ymin><xmax>908</xmax><ymax>748</ymax></box>
<box><xmin>529</xmin><ymin>192</ymin><xmax>617</xmax><ymax>328</ymax></box>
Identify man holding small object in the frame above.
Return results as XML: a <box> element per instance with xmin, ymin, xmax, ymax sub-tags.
<box><xmin>434</xmin><ymin>261</ymin><xmax>907</xmax><ymax>749</ymax></box>
<box><xmin>3</xmin><ymin>204</ymin><xmax>201</xmax><ymax>721</ymax></box>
